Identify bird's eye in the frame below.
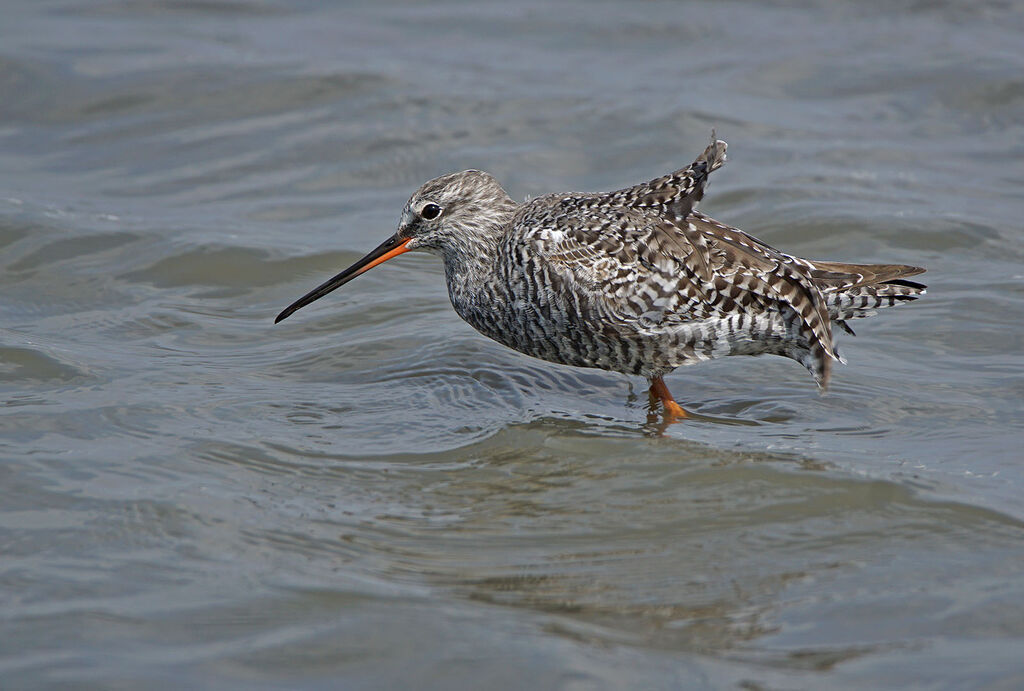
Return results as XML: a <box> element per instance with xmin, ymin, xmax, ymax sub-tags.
<box><xmin>420</xmin><ymin>203</ymin><xmax>442</xmax><ymax>220</ymax></box>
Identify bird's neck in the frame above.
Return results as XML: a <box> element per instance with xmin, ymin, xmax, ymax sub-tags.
<box><xmin>440</xmin><ymin>212</ymin><xmax>514</xmax><ymax>328</ymax></box>
<box><xmin>442</xmin><ymin>228</ymin><xmax>505</xmax><ymax>298</ymax></box>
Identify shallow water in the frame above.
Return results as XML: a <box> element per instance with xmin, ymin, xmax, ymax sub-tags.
<box><xmin>2</xmin><ymin>1</ymin><xmax>1024</xmax><ymax>688</ymax></box>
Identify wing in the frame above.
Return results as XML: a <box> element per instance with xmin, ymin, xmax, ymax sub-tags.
<box><xmin>512</xmin><ymin>133</ymin><xmax>730</xmax><ymax>314</ymax></box>
<box><xmin>510</xmin><ymin>134</ymin><xmax>843</xmax><ymax>385</ymax></box>
<box><xmin>789</xmin><ymin>259</ymin><xmax>926</xmax><ymax>292</ymax></box>
<box><xmin>607</xmin><ymin>135</ymin><xmax>728</xmax><ymax>222</ymax></box>
<box><xmin>513</xmin><ymin>204</ymin><xmax>840</xmax><ymax>385</ymax></box>
<box><xmin>687</xmin><ymin>212</ymin><xmax>838</xmax><ymax>370</ymax></box>
<box><xmin>517</xmin><ymin>205</ymin><xmax>711</xmax><ymax>325</ymax></box>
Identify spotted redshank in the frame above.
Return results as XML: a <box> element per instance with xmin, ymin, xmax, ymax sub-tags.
<box><xmin>275</xmin><ymin>136</ymin><xmax>926</xmax><ymax>419</ymax></box>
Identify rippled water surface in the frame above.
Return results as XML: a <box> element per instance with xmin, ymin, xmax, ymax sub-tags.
<box><xmin>3</xmin><ymin>1</ymin><xmax>1024</xmax><ymax>688</ymax></box>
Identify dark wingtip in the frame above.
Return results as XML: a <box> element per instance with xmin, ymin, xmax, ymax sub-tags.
<box><xmin>883</xmin><ymin>278</ymin><xmax>928</xmax><ymax>291</ymax></box>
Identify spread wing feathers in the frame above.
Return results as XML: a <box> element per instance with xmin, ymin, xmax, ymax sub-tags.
<box><xmin>518</xmin><ymin>201</ymin><xmax>842</xmax><ymax>386</ymax></box>
<box><xmin>604</xmin><ymin>136</ymin><xmax>728</xmax><ymax>222</ymax></box>
<box><xmin>523</xmin><ymin>135</ymin><xmax>729</xmax><ymax>293</ymax></box>
<box><xmin>511</xmin><ymin>140</ymin><xmax>929</xmax><ymax>389</ymax></box>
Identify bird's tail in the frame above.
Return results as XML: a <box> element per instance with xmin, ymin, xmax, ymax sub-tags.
<box><xmin>805</xmin><ymin>261</ymin><xmax>926</xmax><ymax>335</ymax></box>
<box><xmin>769</xmin><ymin>260</ymin><xmax>925</xmax><ymax>387</ymax></box>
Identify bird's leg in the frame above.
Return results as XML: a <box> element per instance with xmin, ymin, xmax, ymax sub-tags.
<box><xmin>649</xmin><ymin>376</ymin><xmax>690</xmax><ymax>420</ymax></box>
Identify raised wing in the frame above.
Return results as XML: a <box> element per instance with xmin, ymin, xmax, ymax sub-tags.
<box><xmin>511</xmin><ymin>134</ymin><xmax>730</xmax><ymax>316</ymax></box>
<box><xmin>607</xmin><ymin>136</ymin><xmax>728</xmax><ymax>222</ymax></box>
<box><xmin>513</xmin><ymin>203</ymin><xmax>841</xmax><ymax>385</ymax></box>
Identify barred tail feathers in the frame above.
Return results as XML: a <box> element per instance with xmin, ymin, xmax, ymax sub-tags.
<box><xmin>816</xmin><ymin>264</ymin><xmax>926</xmax><ymax>322</ymax></box>
<box><xmin>780</xmin><ymin>261</ymin><xmax>925</xmax><ymax>388</ymax></box>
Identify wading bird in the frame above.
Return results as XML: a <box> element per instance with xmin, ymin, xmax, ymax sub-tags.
<box><xmin>276</xmin><ymin>137</ymin><xmax>925</xmax><ymax>419</ymax></box>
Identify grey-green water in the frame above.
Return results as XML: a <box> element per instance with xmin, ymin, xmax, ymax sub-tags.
<box><xmin>2</xmin><ymin>1</ymin><xmax>1023</xmax><ymax>688</ymax></box>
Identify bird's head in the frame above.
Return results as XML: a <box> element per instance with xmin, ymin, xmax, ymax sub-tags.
<box><xmin>397</xmin><ymin>170</ymin><xmax>515</xmax><ymax>252</ymax></box>
<box><xmin>274</xmin><ymin>170</ymin><xmax>515</xmax><ymax>324</ymax></box>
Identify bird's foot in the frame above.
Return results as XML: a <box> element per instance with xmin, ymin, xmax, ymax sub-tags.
<box><xmin>648</xmin><ymin>376</ymin><xmax>690</xmax><ymax>423</ymax></box>
<box><xmin>662</xmin><ymin>399</ymin><xmax>690</xmax><ymax>421</ymax></box>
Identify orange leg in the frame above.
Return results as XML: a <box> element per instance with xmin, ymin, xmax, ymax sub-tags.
<box><xmin>649</xmin><ymin>376</ymin><xmax>690</xmax><ymax>420</ymax></box>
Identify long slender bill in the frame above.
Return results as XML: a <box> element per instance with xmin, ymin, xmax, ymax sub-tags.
<box><xmin>275</xmin><ymin>234</ymin><xmax>411</xmax><ymax>323</ymax></box>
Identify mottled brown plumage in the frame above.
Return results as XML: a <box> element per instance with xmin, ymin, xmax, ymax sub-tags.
<box><xmin>276</xmin><ymin>136</ymin><xmax>926</xmax><ymax>418</ymax></box>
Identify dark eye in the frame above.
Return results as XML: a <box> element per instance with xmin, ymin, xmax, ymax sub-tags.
<box><xmin>420</xmin><ymin>203</ymin><xmax>442</xmax><ymax>220</ymax></box>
